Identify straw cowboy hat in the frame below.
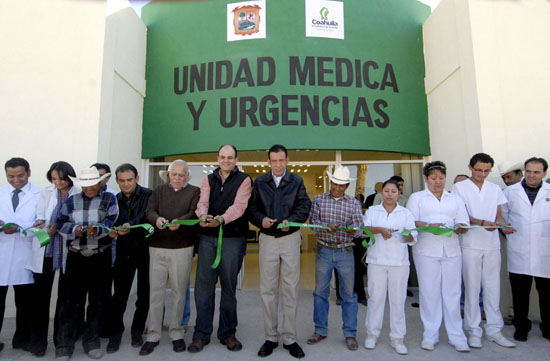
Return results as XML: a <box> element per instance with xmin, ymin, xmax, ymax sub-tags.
<box><xmin>70</xmin><ymin>167</ymin><xmax>110</xmax><ymax>187</ymax></box>
<box><xmin>498</xmin><ymin>161</ymin><xmax>524</xmax><ymax>175</ymax></box>
<box><xmin>327</xmin><ymin>166</ymin><xmax>356</xmax><ymax>185</ymax></box>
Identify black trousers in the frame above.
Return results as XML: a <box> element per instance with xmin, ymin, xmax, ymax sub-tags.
<box><xmin>109</xmin><ymin>244</ymin><xmax>149</xmax><ymax>342</ymax></box>
<box><xmin>0</xmin><ymin>283</ymin><xmax>33</xmax><ymax>349</ymax></box>
<box><xmin>29</xmin><ymin>257</ymin><xmax>67</xmax><ymax>353</ymax></box>
<box><xmin>56</xmin><ymin>249</ymin><xmax>112</xmax><ymax>357</ymax></box>
<box><xmin>335</xmin><ymin>238</ymin><xmax>367</xmax><ymax>301</ymax></box>
<box><xmin>509</xmin><ymin>272</ymin><xmax>550</xmax><ymax>336</ymax></box>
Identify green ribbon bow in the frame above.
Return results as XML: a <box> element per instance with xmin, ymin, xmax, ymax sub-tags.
<box><xmin>1</xmin><ymin>223</ymin><xmax>51</xmax><ymax>247</ymax></box>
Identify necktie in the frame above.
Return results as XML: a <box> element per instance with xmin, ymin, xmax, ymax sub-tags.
<box><xmin>12</xmin><ymin>189</ymin><xmax>21</xmax><ymax>211</ymax></box>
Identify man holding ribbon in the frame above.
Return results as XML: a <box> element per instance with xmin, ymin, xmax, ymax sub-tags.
<box><xmin>55</xmin><ymin>166</ymin><xmax>119</xmax><ymax>360</ymax></box>
<box><xmin>0</xmin><ymin>157</ymin><xmax>41</xmax><ymax>353</ymax></box>
<box><xmin>502</xmin><ymin>157</ymin><xmax>550</xmax><ymax>342</ymax></box>
<box><xmin>106</xmin><ymin>163</ymin><xmax>152</xmax><ymax>353</ymax></box>
<box><xmin>452</xmin><ymin>153</ymin><xmax>516</xmax><ymax>349</ymax></box>
<box><xmin>307</xmin><ymin>166</ymin><xmax>363</xmax><ymax>351</ymax></box>
<box><xmin>248</xmin><ymin>144</ymin><xmax>311</xmax><ymax>359</ymax></box>
<box><xmin>189</xmin><ymin>144</ymin><xmax>251</xmax><ymax>353</ymax></box>
<box><xmin>139</xmin><ymin>159</ymin><xmax>199</xmax><ymax>355</ymax></box>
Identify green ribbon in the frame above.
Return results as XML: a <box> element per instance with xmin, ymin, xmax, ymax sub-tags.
<box><xmin>1</xmin><ymin>223</ymin><xmax>51</xmax><ymax>247</ymax></box>
<box><xmin>93</xmin><ymin>223</ymin><xmax>156</xmax><ymax>238</ymax></box>
<box><xmin>400</xmin><ymin>224</ymin><xmax>512</xmax><ymax>238</ymax></box>
<box><xmin>277</xmin><ymin>222</ymin><xmax>376</xmax><ymax>248</ymax></box>
<box><xmin>164</xmin><ymin>219</ymin><xmax>223</xmax><ymax>269</ymax></box>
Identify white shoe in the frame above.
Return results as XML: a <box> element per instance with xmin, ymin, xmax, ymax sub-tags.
<box><xmin>391</xmin><ymin>338</ymin><xmax>408</xmax><ymax>355</ymax></box>
<box><xmin>486</xmin><ymin>332</ymin><xmax>516</xmax><ymax>348</ymax></box>
<box><xmin>364</xmin><ymin>335</ymin><xmax>377</xmax><ymax>349</ymax></box>
<box><xmin>468</xmin><ymin>335</ymin><xmax>482</xmax><ymax>348</ymax></box>
<box><xmin>87</xmin><ymin>349</ymin><xmax>103</xmax><ymax>359</ymax></box>
<box><xmin>451</xmin><ymin>343</ymin><xmax>470</xmax><ymax>352</ymax></box>
<box><xmin>421</xmin><ymin>340</ymin><xmax>436</xmax><ymax>351</ymax></box>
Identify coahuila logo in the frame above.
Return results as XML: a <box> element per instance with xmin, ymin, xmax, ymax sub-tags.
<box><xmin>312</xmin><ymin>6</ymin><xmax>338</xmax><ymax>27</ymax></box>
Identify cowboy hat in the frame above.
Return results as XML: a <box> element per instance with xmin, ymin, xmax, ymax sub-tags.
<box><xmin>498</xmin><ymin>161</ymin><xmax>524</xmax><ymax>175</ymax></box>
<box><xmin>70</xmin><ymin>167</ymin><xmax>110</xmax><ymax>187</ymax></box>
<box><xmin>327</xmin><ymin>166</ymin><xmax>356</xmax><ymax>185</ymax></box>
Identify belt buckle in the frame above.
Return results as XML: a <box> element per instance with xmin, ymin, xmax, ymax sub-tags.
<box><xmin>80</xmin><ymin>248</ymin><xmax>96</xmax><ymax>257</ymax></box>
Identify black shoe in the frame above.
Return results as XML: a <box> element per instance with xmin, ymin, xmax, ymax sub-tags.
<box><xmin>172</xmin><ymin>339</ymin><xmax>186</xmax><ymax>352</ymax></box>
<box><xmin>188</xmin><ymin>338</ymin><xmax>210</xmax><ymax>353</ymax></box>
<box><xmin>407</xmin><ymin>290</ymin><xmax>414</xmax><ymax>297</ymax></box>
<box><xmin>411</xmin><ymin>302</ymin><xmax>419</xmax><ymax>308</ymax></box>
<box><xmin>258</xmin><ymin>340</ymin><xmax>278</xmax><ymax>357</ymax></box>
<box><xmin>513</xmin><ymin>331</ymin><xmax>528</xmax><ymax>342</ymax></box>
<box><xmin>335</xmin><ymin>298</ymin><xmax>343</xmax><ymax>306</ymax></box>
<box><xmin>359</xmin><ymin>299</ymin><xmax>368</xmax><ymax>307</ymax></box>
<box><xmin>0</xmin><ymin>342</ymin><xmax>4</xmax><ymax>352</ymax></box>
<box><xmin>106</xmin><ymin>339</ymin><xmax>120</xmax><ymax>353</ymax></box>
<box><xmin>283</xmin><ymin>342</ymin><xmax>305</xmax><ymax>358</ymax></box>
<box><xmin>31</xmin><ymin>349</ymin><xmax>46</xmax><ymax>357</ymax></box>
<box><xmin>139</xmin><ymin>341</ymin><xmax>159</xmax><ymax>356</ymax></box>
<box><xmin>12</xmin><ymin>342</ymin><xmax>29</xmax><ymax>351</ymax></box>
<box><xmin>132</xmin><ymin>335</ymin><xmax>144</xmax><ymax>347</ymax></box>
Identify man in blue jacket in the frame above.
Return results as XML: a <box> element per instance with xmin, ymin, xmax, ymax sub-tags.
<box><xmin>248</xmin><ymin>144</ymin><xmax>311</xmax><ymax>359</ymax></box>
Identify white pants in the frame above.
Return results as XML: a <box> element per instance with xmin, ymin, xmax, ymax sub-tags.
<box><xmin>365</xmin><ymin>264</ymin><xmax>409</xmax><ymax>340</ymax></box>
<box><xmin>414</xmin><ymin>252</ymin><xmax>467</xmax><ymax>345</ymax></box>
<box><xmin>146</xmin><ymin>246</ymin><xmax>193</xmax><ymax>342</ymax></box>
<box><xmin>462</xmin><ymin>248</ymin><xmax>504</xmax><ymax>337</ymax></box>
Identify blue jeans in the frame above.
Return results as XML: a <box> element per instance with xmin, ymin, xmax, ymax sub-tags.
<box><xmin>181</xmin><ymin>282</ymin><xmax>191</xmax><ymax>326</ymax></box>
<box><xmin>313</xmin><ymin>245</ymin><xmax>358</xmax><ymax>338</ymax></box>
<box><xmin>193</xmin><ymin>235</ymin><xmax>246</xmax><ymax>340</ymax></box>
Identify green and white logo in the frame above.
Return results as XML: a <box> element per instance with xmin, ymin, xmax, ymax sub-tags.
<box><xmin>320</xmin><ymin>7</ymin><xmax>329</xmax><ymax>20</ymax></box>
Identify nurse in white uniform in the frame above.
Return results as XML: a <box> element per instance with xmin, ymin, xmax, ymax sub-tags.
<box><xmin>362</xmin><ymin>179</ymin><xmax>417</xmax><ymax>355</ymax></box>
<box><xmin>407</xmin><ymin>161</ymin><xmax>470</xmax><ymax>352</ymax></box>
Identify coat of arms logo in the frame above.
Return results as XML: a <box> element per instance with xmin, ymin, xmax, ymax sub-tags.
<box><xmin>232</xmin><ymin>5</ymin><xmax>261</xmax><ymax>36</ymax></box>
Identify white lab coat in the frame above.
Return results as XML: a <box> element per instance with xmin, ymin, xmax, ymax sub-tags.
<box><xmin>502</xmin><ymin>181</ymin><xmax>550</xmax><ymax>278</ymax></box>
<box><xmin>0</xmin><ymin>182</ymin><xmax>41</xmax><ymax>285</ymax></box>
<box><xmin>26</xmin><ymin>185</ymin><xmax>80</xmax><ymax>273</ymax></box>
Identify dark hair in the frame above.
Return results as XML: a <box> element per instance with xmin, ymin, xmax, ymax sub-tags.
<box><xmin>5</xmin><ymin>157</ymin><xmax>30</xmax><ymax>172</ymax></box>
<box><xmin>382</xmin><ymin>179</ymin><xmax>400</xmax><ymax>190</ymax></box>
<box><xmin>115</xmin><ymin>163</ymin><xmax>138</xmax><ymax>178</ymax></box>
<box><xmin>91</xmin><ymin>163</ymin><xmax>111</xmax><ymax>173</ymax></box>
<box><xmin>46</xmin><ymin>161</ymin><xmax>76</xmax><ymax>187</ymax></box>
<box><xmin>469</xmin><ymin>153</ymin><xmax>494</xmax><ymax>167</ymax></box>
<box><xmin>268</xmin><ymin>144</ymin><xmax>288</xmax><ymax>159</ymax></box>
<box><xmin>454</xmin><ymin>174</ymin><xmax>469</xmax><ymax>180</ymax></box>
<box><xmin>423</xmin><ymin>161</ymin><xmax>447</xmax><ymax>177</ymax></box>
<box><xmin>389</xmin><ymin>175</ymin><xmax>404</xmax><ymax>183</ymax></box>
<box><xmin>218</xmin><ymin>144</ymin><xmax>238</xmax><ymax>157</ymax></box>
<box><xmin>524</xmin><ymin>157</ymin><xmax>548</xmax><ymax>172</ymax></box>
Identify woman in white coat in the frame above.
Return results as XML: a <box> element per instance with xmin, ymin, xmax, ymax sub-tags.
<box><xmin>406</xmin><ymin>161</ymin><xmax>470</xmax><ymax>352</ymax></box>
<box><xmin>27</xmin><ymin>161</ymin><xmax>79</xmax><ymax>356</ymax></box>
<box><xmin>362</xmin><ymin>179</ymin><xmax>417</xmax><ymax>355</ymax></box>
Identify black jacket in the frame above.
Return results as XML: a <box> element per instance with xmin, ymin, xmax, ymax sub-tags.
<box><xmin>248</xmin><ymin>171</ymin><xmax>311</xmax><ymax>237</ymax></box>
<box><xmin>115</xmin><ymin>184</ymin><xmax>152</xmax><ymax>251</ymax></box>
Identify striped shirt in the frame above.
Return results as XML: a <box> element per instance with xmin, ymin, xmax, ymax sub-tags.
<box><xmin>57</xmin><ymin>189</ymin><xmax>119</xmax><ymax>250</ymax></box>
<box><xmin>309</xmin><ymin>192</ymin><xmax>363</xmax><ymax>244</ymax></box>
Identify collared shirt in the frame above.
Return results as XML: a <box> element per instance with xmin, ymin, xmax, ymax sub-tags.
<box><xmin>57</xmin><ymin>189</ymin><xmax>119</xmax><ymax>250</ymax></box>
<box><xmin>272</xmin><ymin>170</ymin><xmax>285</xmax><ymax>188</ymax></box>
<box><xmin>521</xmin><ymin>179</ymin><xmax>542</xmax><ymax>205</ymax></box>
<box><xmin>407</xmin><ymin>188</ymin><xmax>469</xmax><ymax>258</ymax></box>
<box><xmin>309</xmin><ymin>192</ymin><xmax>363</xmax><ymax>244</ymax></box>
<box><xmin>452</xmin><ymin>179</ymin><xmax>507</xmax><ymax>250</ymax></box>
<box><xmin>363</xmin><ymin>204</ymin><xmax>417</xmax><ymax>266</ymax></box>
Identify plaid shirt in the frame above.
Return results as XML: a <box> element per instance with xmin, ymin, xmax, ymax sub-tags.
<box><xmin>309</xmin><ymin>192</ymin><xmax>363</xmax><ymax>244</ymax></box>
<box><xmin>57</xmin><ymin>189</ymin><xmax>119</xmax><ymax>250</ymax></box>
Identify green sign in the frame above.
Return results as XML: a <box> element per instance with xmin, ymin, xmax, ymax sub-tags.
<box><xmin>142</xmin><ymin>0</ymin><xmax>431</xmax><ymax>158</ymax></box>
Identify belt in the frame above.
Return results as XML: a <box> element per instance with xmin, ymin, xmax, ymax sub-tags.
<box><xmin>68</xmin><ymin>244</ymin><xmax>111</xmax><ymax>257</ymax></box>
<box><xmin>317</xmin><ymin>239</ymin><xmax>354</xmax><ymax>249</ymax></box>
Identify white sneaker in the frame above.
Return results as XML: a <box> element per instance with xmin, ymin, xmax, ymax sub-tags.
<box><xmin>421</xmin><ymin>340</ymin><xmax>436</xmax><ymax>351</ymax></box>
<box><xmin>87</xmin><ymin>349</ymin><xmax>103</xmax><ymax>359</ymax></box>
<box><xmin>364</xmin><ymin>335</ymin><xmax>377</xmax><ymax>349</ymax></box>
<box><xmin>486</xmin><ymin>332</ymin><xmax>516</xmax><ymax>348</ymax></box>
<box><xmin>468</xmin><ymin>335</ymin><xmax>483</xmax><ymax>348</ymax></box>
<box><xmin>451</xmin><ymin>343</ymin><xmax>470</xmax><ymax>352</ymax></box>
<box><xmin>391</xmin><ymin>338</ymin><xmax>408</xmax><ymax>355</ymax></box>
